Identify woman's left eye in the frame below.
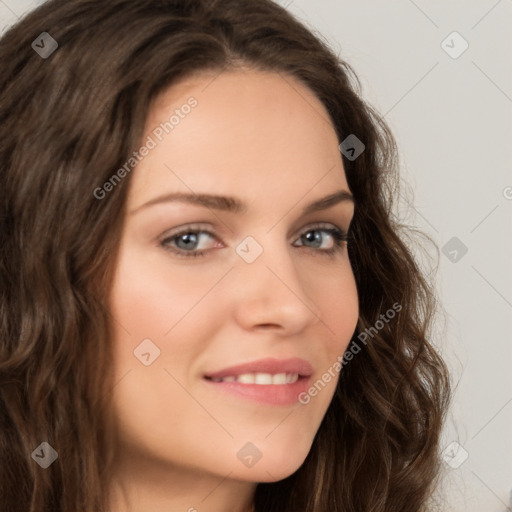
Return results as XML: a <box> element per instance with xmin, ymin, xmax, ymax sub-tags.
<box><xmin>159</xmin><ymin>223</ymin><xmax>350</xmax><ymax>259</ymax></box>
<box><xmin>294</xmin><ymin>226</ymin><xmax>349</xmax><ymax>256</ymax></box>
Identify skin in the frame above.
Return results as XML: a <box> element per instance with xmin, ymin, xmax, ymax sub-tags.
<box><xmin>107</xmin><ymin>68</ymin><xmax>359</xmax><ymax>512</ymax></box>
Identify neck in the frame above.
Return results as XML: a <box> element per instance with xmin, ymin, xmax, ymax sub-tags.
<box><xmin>107</xmin><ymin>451</ymin><xmax>257</xmax><ymax>512</ymax></box>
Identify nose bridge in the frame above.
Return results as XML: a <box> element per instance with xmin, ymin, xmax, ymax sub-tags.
<box><xmin>232</xmin><ymin>232</ymin><xmax>322</xmax><ymax>329</ymax></box>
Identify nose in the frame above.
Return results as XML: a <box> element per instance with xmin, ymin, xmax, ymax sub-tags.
<box><xmin>231</xmin><ymin>236</ymin><xmax>325</xmax><ymax>335</ymax></box>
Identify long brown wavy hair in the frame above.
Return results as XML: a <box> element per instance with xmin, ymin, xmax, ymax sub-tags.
<box><xmin>0</xmin><ymin>0</ymin><xmax>451</xmax><ymax>510</ymax></box>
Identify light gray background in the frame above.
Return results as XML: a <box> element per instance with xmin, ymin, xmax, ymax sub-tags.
<box><xmin>1</xmin><ymin>0</ymin><xmax>511</xmax><ymax>510</ymax></box>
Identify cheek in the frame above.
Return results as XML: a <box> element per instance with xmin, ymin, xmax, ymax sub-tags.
<box><xmin>312</xmin><ymin>263</ymin><xmax>359</xmax><ymax>353</ymax></box>
<box><xmin>107</xmin><ymin>249</ymin><xmax>235</xmax><ymax>405</ymax></box>
<box><xmin>109</xmin><ymin>249</ymin><xmax>228</xmax><ymax>342</ymax></box>
<box><xmin>107</xmin><ymin>254</ymin><xmax>195</xmax><ymax>392</ymax></box>
<box><xmin>107</xmin><ymin>253</ymin><xmax>230</xmax><ymax>460</ymax></box>
<box><xmin>295</xmin><ymin>266</ymin><xmax>358</xmax><ymax>406</ymax></box>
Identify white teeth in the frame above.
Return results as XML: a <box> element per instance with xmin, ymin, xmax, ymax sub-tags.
<box><xmin>271</xmin><ymin>373</ymin><xmax>287</xmax><ymax>385</ymax></box>
<box><xmin>254</xmin><ymin>373</ymin><xmax>273</xmax><ymax>384</ymax></box>
<box><xmin>286</xmin><ymin>373</ymin><xmax>299</xmax><ymax>384</ymax></box>
<box><xmin>237</xmin><ymin>373</ymin><xmax>255</xmax><ymax>384</ymax></box>
<box><xmin>208</xmin><ymin>373</ymin><xmax>300</xmax><ymax>385</ymax></box>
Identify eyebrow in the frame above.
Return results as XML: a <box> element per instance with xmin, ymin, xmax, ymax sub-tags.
<box><xmin>130</xmin><ymin>189</ymin><xmax>354</xmax><ymax>216</ymax></box>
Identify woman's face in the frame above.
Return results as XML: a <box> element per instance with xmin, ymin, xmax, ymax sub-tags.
<box><xmin>108</xmin><ymin>68</ymin><xmax>359</xmax><ymax>484</ymax></box>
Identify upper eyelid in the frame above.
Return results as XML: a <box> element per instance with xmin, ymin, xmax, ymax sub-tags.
<box><xmin>161</xmin><ymin>221</ymin><xmax>345</xmax><ymax>236</ymax></box>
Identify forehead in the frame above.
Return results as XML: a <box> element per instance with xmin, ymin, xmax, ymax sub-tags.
<box><xmin>128</xmin><ymin>69</ymin><xmax>349</xmax><ymax>206</ymax></box>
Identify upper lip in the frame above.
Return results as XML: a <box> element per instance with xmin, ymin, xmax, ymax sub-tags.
<box><xmin>204</xmin><ymin>357</ymin><xmax>313</xmax><ymax>379</ymax></box>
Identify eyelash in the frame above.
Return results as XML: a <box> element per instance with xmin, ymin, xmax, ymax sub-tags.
<box><xmin>159</xmin><ymin>223</ymin><xmax>351</xmax><ymax>259</ymax></box>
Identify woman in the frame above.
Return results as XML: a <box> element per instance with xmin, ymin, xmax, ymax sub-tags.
<box><xmin>0</xmin><ymin>0</ymin><xmax>451</xmax><ymax>510</ymax></box>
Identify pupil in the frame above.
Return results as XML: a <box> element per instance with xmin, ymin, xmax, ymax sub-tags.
<box><xmin>177</xmin><ymin>233</ymin><xmax>197</xmax><ymax>249</ymax></box>
<box><xmin>305</xmin><ymin>231</ymin><xmax>321</xmax><ymax>248</ymax></box>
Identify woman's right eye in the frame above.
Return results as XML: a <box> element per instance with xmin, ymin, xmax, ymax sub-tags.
<box><xmin>160</xmin><ymin>227</ymin><xmax>219</xmax><ymax>258</ymax></box>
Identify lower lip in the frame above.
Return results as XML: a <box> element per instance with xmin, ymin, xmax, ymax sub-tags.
<box><xmin>203</xmin><ymin>376</ymin><xmax>311</xmax><ymax>406</ymax></box>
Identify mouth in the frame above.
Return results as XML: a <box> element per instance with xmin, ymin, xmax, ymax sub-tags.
<box><xmin>204</xmin><ymin>372</ymin><xmax>300</xmax><ymax>384</ymax></box>
<box><xmin>202</xmin><ymin>358</ymin><xmax>313</xmax><ymax>406</ymax></box>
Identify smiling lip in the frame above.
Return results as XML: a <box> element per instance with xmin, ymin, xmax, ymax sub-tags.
<box><xmin>203</xmin><ymin>357</ymin><xmax>313</xmax><ymax>406</ymax></box>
